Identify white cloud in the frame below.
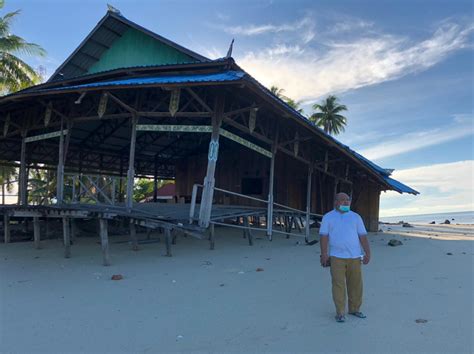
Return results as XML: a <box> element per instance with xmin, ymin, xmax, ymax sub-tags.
<box><xmin>358</xmin><ymin>119</ymin><xmax>474</xmax><ymax>160</ymax></box>
<box><xmin>220</xmin><ymin>16</ymin><xmax>314</xmax><ymax>37</ymax></box>
<box><xmin>236</xmin><ymin>21</ymin><xmax>474</xmax><ymax>102</ymax></box>
<box><xmin>380</xmin><ymin>160</ymin><xmax>474</xmax><ymax>216</ymax></box>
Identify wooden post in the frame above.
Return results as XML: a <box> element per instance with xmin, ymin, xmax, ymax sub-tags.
<box><xmin>3</xmin><ymin>214</ymin><xmax>10</xmax><ymax>243</ymax></box>
<box><xmin>62</xmin><ymin>217</ymin><xmax>71</xmax><ymax>258</ymax></box>
<box><xmin>153</xmin><ymin>157</ymin><xmax>158</xmax><ymax>203</ymax></box>
<box><xmin>19</xmin><ymin>132</ymin><xmax>27</xmax><ymax>205</ymax></box>
<box><xmin>305</xmin><ymin>166</ymin><xmax>313</xmax><ymax>243</ymax></box>
<box><xmin>126</xmin><ymin>114</ymin><xmax>138</xmax><ymax>211</ymax></box>
<box><xmin>99</xmin><ymin>218</ymin><xmax>110</xmax><ymax>266</ymax></box>
<box><xmin>189</xmin><ymin>184</ymin><xmax>198</xmax><ymax>224</ymax></box>
<box><xmin>56</xmin><ymin>118</ymin><xmax>65</xmax><ymax>204</ymax></box>
<box><xmin>198</xmin><ymin>94</ymin><xmax>224</xmax><ymax>228</ymax></box>
<box><xmin>266</xmin><ymin>131</ymin><xmax>279</xmax><ymax>240</ymax></box>
<box><xmin>244</xmin><ymin>216</ymin><xmax>253</xmax><ymax>246</ymax></box>
<box><xmin>164</xmin><ymin>228</ymin><xmax>172</xmax><ymax>256</ymax></box>
<box><xmin>130</xmin><ymin>221</ymin><xmax>138</xmax><ymax>251</ymax></box>
<box><xmin>209</xmin><ymin>223</ymin><xmax>215</xmax><ymax>250</ymax></box>
<box><xmin>70</xmin><ymin>219</ymin><xmax>77</xmax><ymax>243</ymax></box>
<box><xmin>33</xmin><ymin>217</ymin><xmax>41</xmax><ymax>249</ymax></box>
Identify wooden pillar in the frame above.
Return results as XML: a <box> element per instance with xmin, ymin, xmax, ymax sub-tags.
<box><xmin>130</xmin><ymin>221</ymin><xmax>138</xmax><ymax>251</ymax></box>
<box><xmin>305</xmin><ymin>166</ymin><xmax>313</xmax><ymax>243</ymax></box>
<box><xmin>266</xmin><ymin>133</ymin><xmax>278</xmax><ymax>240</ymax></box>
<box><xmin>209</xmin><ymin>223</ymin><xmax>215</xmax><ymax>250</ymax></box>
<box><xmin>19</xmin><ymin>132</ymin><xmax>27</xmax><ymax>205</ymax></box>
<box><xmin>244</xmin><ymin>216</ymin><xmax>253</xmax><ymax>246</ymax></box>
<box><xmin>99</xmin><ymin>218</ymin><xmax>110</xmax><ymax>266</ymax></box>
<box><xmin>164</xmin><ymin>228</ymin><xmax>172</xmax><ymax>257</ymax></box>
<box><xmin>198</xmin><ymin>94</ymin><xmax>224</xmax><ymax>228</ymax></box>
<box><xmin>119</xmin><ymin>158</ymin><xmax>124</xmax><ymax>203</ymax></box>
<box><xmin>62</xmin><ymin>217</ymin><xmax>71</xmax><ymax>258</ymax></box>
<box><xmin>56</xmin><ymin>118</ymin><xmax>65</xmax><ymax>204</ymax></box>
<box><xmin>70</xmin><ymin>219</ymin><xmax>77</xmax><ymax>242</ymax></box>
<box><xmin>3</xmin><ymin>214</ymin><xmax>10</xmax><ymax>243</ymax></box>
<box><xmin>33</xmin><ymin>217</ymin><xmax>41</xmax><ymax>249</ymax></box>
<box><xmin>126</xmin><ymin>115</ymin><xmax>138</xmax><ymax>211</ymax></box>
<box><xmin>153</xmin><ymin>156</ymin><xmax>158</xmax><ymax>203</ymax></box>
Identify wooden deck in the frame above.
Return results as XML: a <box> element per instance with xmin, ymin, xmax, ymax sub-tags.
<box><xmin>0</xmin><ymin>202</ymin><xmax>320</xmax><ymax>265</ymax></box>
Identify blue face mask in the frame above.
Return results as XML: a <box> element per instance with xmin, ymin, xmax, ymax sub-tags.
<box><xmin>339</xmin><ymin>205</ymin><xmax>350</xmax><ymax>212</ymax></box>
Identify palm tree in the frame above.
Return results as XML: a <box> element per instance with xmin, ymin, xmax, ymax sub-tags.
<box><xmin>309</xmin><ymin>95</ymin><xmax>348</xmax><ymax>135</ymax></box>
<box><xmin>0</xmin><ymin>0</ymin><xmax>45</xmax><ymax>94</ymax></box>
<box><xmin>270</xmin><ymin>85</ymin><xmax>304</xmax><ymax>114</ymax></box>
<box><xmin>0</xmin><ymin>162</ymin><xmax>17</xmax><ymax>204</ymax></box>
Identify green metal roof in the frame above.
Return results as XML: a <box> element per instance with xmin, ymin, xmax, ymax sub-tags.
<box><xmin>48</xmin><ymin>10</ymin><xmax>208</xmax><ymax>82</ymax></box>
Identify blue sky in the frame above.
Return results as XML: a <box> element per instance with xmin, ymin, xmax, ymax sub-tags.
<box><xmin>5</xmin><ymin>0</ymin><xmax>474</xmax><ymax>216</ymax></box>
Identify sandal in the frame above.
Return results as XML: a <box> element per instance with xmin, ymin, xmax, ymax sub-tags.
<box><xmin>335</xmin><ymin>314</ymin><xmax>346</xmax><ymax>322</ymax></box>
<box><xmin>349</xmin><ymin>311</ymin><xmax>367</xmax><ymax>318</ymax></box>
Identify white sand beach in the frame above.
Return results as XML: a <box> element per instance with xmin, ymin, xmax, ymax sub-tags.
<box><xmin>0</xmin><ymin>223</ymin><xmax>472</xmax><ymax>353</ymax></box>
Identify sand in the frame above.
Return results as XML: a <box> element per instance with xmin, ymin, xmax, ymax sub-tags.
<box><xmin>0</xmin><ymin>223</ymin><xmax>472</xmax><ymax>353</ymax></box>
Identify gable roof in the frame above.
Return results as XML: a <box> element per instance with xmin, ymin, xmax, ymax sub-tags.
<box><xmin>48</xmin><ymin>10</ymin><xmax>209</xmax><ymax>82</ymax></box>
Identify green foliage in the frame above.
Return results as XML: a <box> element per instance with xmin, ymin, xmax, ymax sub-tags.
<box><xmin>270</xmin><ymin>85</ymin><xmax>304</xmax><ymax>114</ymax></box>
<box><xmin>309</xmin><ymin>95</ymin><xmax>348</xmax><ymax>136</ymax></box>
<box><xmin>133</xmin><ymin>178</ymin><xmax>171</xmax><ymax>202</ymax></box>
<box><xmin>0</xmin><ymin>0</ymin><xmax>46</xmax><ymax>94</ymax></box>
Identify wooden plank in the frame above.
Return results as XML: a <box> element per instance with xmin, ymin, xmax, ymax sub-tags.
<box><xmin>62</xmin><ymin>217</ymin><xmax>71</xmax><ymax>258</ymax></box>
<box><xmin>136</xmin><ymin>124</ymin><xmax>212</xmax><ymax>133</ymax></box>
<box><xmin>244</xmin><ymin>216</ymin><xmax>253</xmax><ymax>246</ymax></box>
<box><xmin>219</xmin><ymin>128</ymin><xmax>272</xmax><ymax>158</ymax></box>
<box><xmin>99</xmin><ymin>218</ymin><xmax>111</xmax><ymax>266</ymax></box>
<box><xmin>33</xmin><ymin>217</ymin><xmax>41</xmax><ymax>249</ymax></box>
<box><xmin>3</xmin><ymin>214</ymin><xmax>10</xmax><ymax>243</ymax></box>
<box><xmin>24</xmin><ymin>129</ymin><xmax>68</xmax><ymax>143</ymax></box>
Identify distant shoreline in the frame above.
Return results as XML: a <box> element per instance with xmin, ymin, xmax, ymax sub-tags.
<box><xmin>380</xmin><ymin>210</ymin><xmax>473</xmax><ymax>225</ymax></box>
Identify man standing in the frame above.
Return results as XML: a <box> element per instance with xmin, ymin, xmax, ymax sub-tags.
<box><xmin>319</xmin><ymin>192</ymin><xmax>371</xmax><ymax>322</ymax></box>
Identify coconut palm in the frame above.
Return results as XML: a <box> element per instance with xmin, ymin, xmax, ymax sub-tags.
<box><xmin>0</xmin><ymin>162</ymin><xmax>17</xmax><ymax>204</ymax></box>
<box><xmin>309</xmin><ymin>95</ymin><xmax>347</xmax><ymax>135</ymax></box>
<box><xmin>270</xmin><ymin>85</ymin><xmax>304</xmax><ymax>114</ymax></box>
<box><xmin>0</xmin><ymin>0</ymin><xmax>45</xmax><ymax>94</ymax></box>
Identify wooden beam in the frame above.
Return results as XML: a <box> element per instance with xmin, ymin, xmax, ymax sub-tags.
<box><xmin>185</xmin><ymin>88</ymin><xmax>213</xmax><ymax>113</ymax></box>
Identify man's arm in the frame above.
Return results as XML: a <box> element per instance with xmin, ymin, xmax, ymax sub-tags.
<box><xmin>320</xmin><ymin>235</ymin><xmax>329</xmax><ymax>266</ymax></box>
<box><xmin>359</xmin><ymin>235</ymin><xmax>371</xmax><ymax>264</ymax></box>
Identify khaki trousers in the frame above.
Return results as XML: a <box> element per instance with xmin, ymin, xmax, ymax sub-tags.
<box><xmin>330</xmin><ymin>256</ymin><xmax>363</xmax><ymax>315</ymax></box>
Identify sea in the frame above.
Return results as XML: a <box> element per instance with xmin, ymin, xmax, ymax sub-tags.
<box><xmin>380</xmin><ymin>210</ymin><xmax>473</xmax><ymax>225</ymax></box>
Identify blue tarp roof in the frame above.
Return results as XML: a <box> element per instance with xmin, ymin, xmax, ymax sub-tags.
<box><xmin>383</xmin><ymin>176</ymin><xmax>419</xmax><ymax>194</ymax></box>
<box><xmin>41</xmin><ymin>70</ymin><xmax>246</xmax><ymax>92</ymax></box>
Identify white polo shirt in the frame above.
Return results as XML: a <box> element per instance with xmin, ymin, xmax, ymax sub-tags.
<box><xmin>319</xmin><ymin>209</ymin><xmax>367</xmax><ymax>259</ymax></box>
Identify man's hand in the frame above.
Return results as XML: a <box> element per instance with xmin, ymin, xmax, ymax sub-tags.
<box><xmin>320</xmin><ymin>254</ymin><xmax>330</xmax><ymax>267</ymax></box>
<box><xmin>362</xmin><ymin>254</ymin><xmax>370</xmax><ymax>265</ymax></box>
